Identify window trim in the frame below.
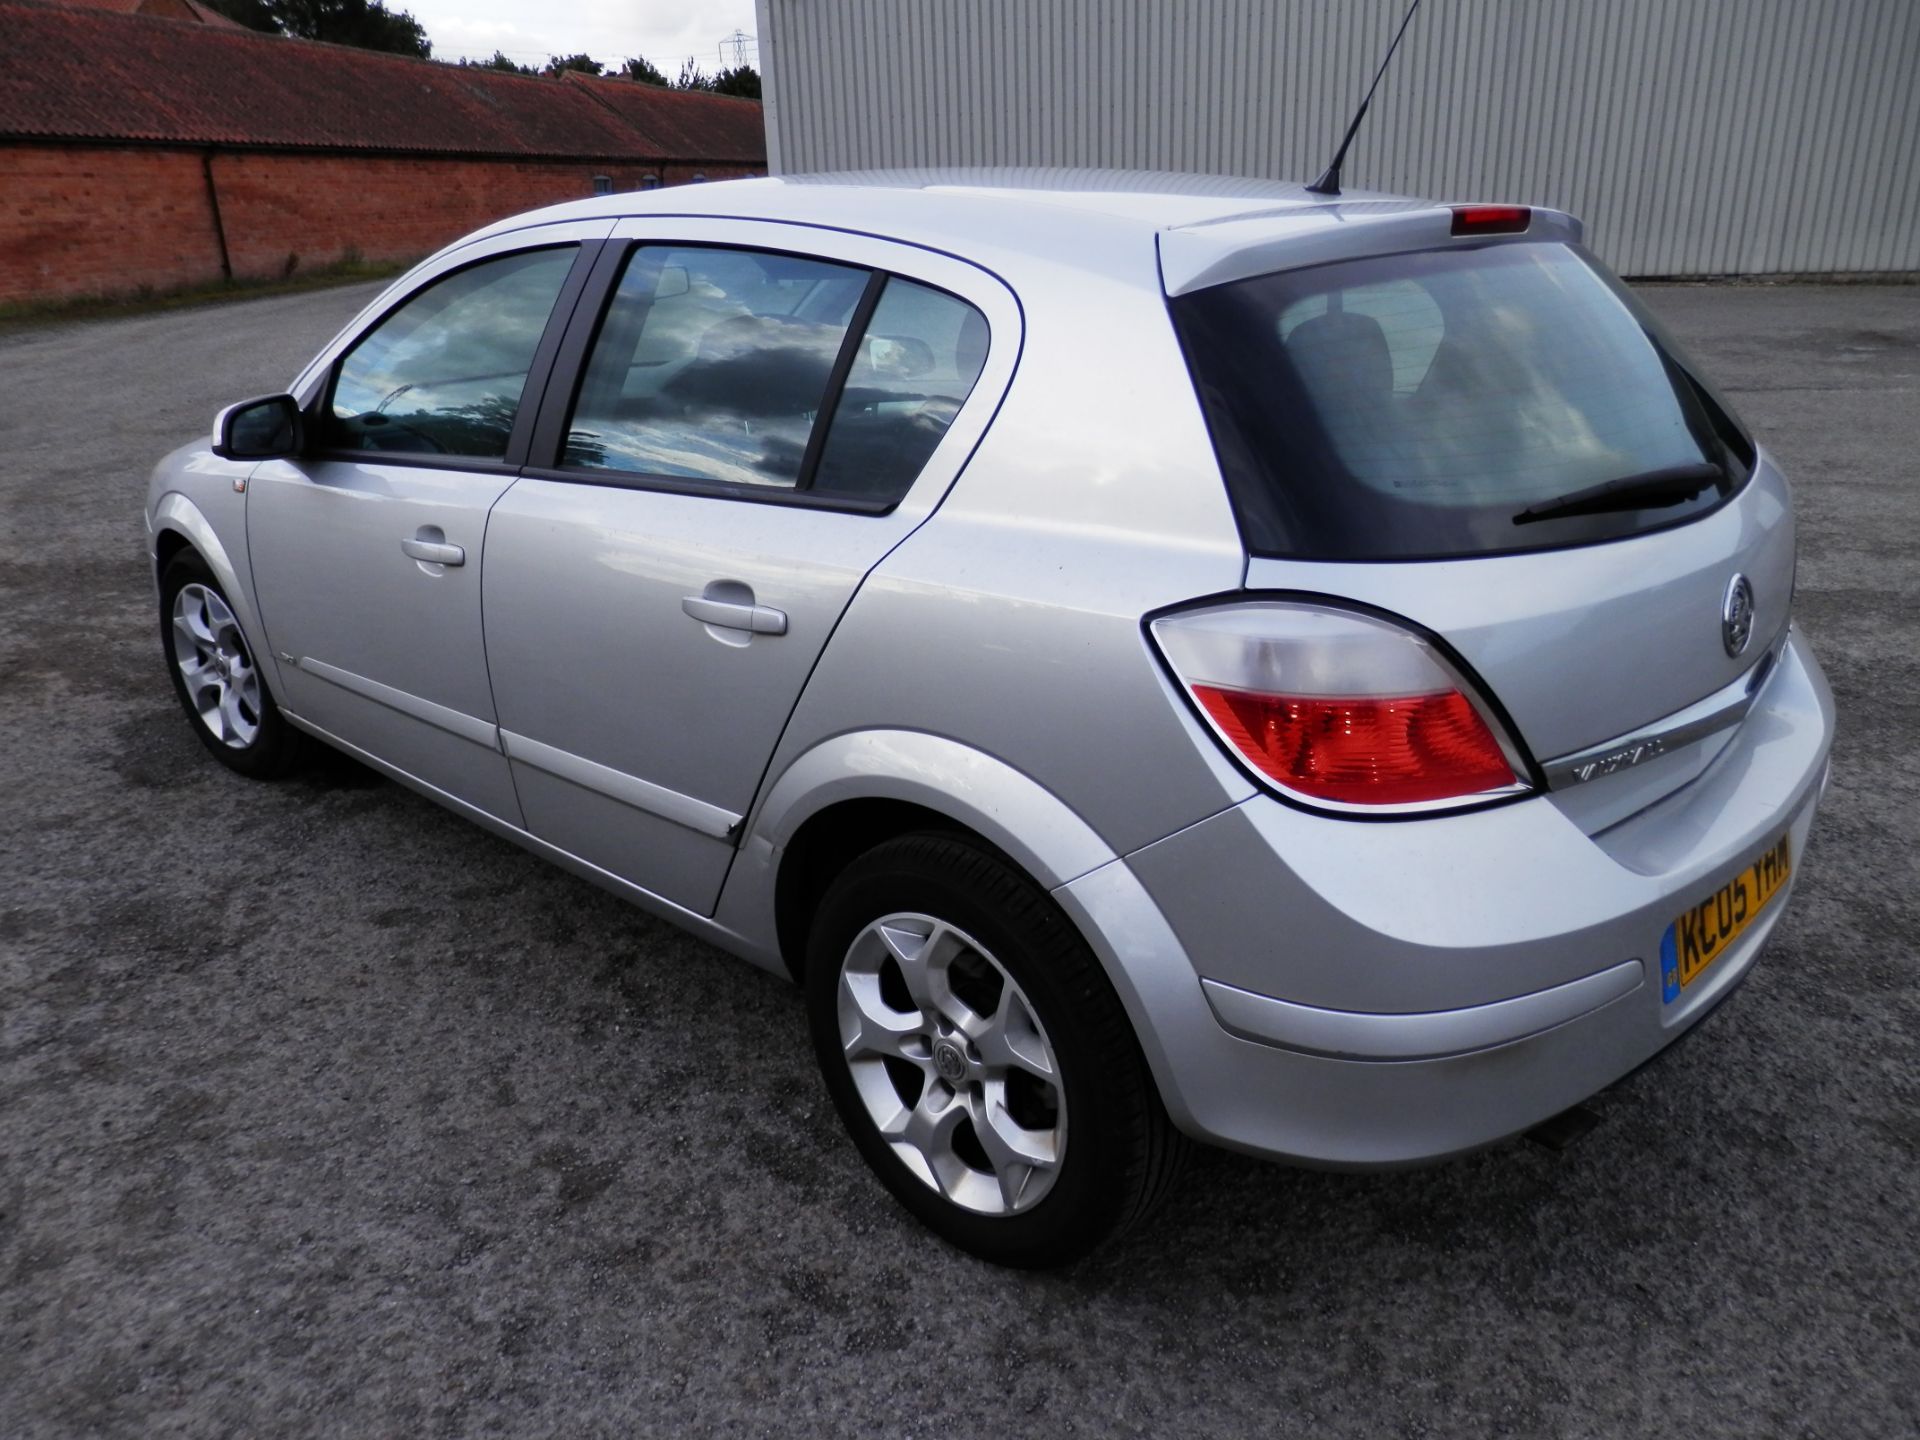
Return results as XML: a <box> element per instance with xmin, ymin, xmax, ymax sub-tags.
<box><xmin>515</xmin><ymin>464</ymin><xmax>897</xmax><ymax>514</ymax></box>
<box><xmin>305</xmin><ymin>240</ymin><xmax>602</xmax><ymax>475</ymax></box>
<box><xmin>527</xmin><ymin>238</ymin><xmax>986</xmax><ymax>516</ymax></box>
<box><xmin>793</xmin><ymin>270</ymin><xmax>887</xmax><ymax>491</ymax></box>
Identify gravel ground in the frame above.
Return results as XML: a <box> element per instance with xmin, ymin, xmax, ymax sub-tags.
<box><xmin>1</xmin><ymin>279</ymin><xmax>1915</xmax><ymax>1438</ymax></box>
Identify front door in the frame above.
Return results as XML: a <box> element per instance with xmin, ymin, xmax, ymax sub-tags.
<box><xmin>249</xmin><ymin>239</ymin><xmax>592</xmax><ymax>822</ymax></box>
<box><xmin>482</xmin><ymin>228</ymin><xmax>1016</xmax><ymax>912</ymax></box>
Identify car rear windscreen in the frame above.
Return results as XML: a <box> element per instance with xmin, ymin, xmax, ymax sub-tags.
<box><xmin>1169</xmin><ymin>241</ymin><xmax>1755</xmax><ymax>561</ymax></box>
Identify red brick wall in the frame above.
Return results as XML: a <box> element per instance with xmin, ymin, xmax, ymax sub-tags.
<box><xmin>0</xmin><ymin>144</ymin><xmax>226</xmax><ymax>302</ymax></box>
<box><xmin>0</xmin><ymin>142</ymin><xmax>763</xmax><ymax>304</ymax></box>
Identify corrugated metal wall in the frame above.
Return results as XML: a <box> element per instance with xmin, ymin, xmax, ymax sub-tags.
<box><xmin>754</xmin><ymin>0</ymin><xmax>1920</xmax><ymax>276</ymax></box>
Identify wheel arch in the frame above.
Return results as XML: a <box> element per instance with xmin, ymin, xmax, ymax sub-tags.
<box><xmin>723</xmin><ymin>730</ymin><xmax>1119</xmax><ymax>984</ymax></box>
<box><xmin>151</xmin><ymin>491</ymin><xmax>276</xmax><ymax>688</ymax></box>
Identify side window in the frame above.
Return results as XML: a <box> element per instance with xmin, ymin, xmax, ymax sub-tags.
<box><xmin>810</xmin><ymin>279</ymin><xmax>989</xmax><ymax>503</ymax></box>
<box><xmin>565</xmin><ymin>246</ymin><xmax>869</xmax><ymax>487</ymax></box>
<box><xmin>326</xmin><ymin>247</ymin><xmax>576</xmax><ymax>459</ymax></box>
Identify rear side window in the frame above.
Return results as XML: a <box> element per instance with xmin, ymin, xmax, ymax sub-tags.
<box><xmin>565</xmin><ymin>245</ymin><xmax>867</xmax><ymax>487</ymax></box>
<box><xmin>811</xmin><ymin>278</ymin><xmax>989</xmax><ymax>501</ymax></box>
<box><xmin>1170</xmin><ymin>242</ymin><xmax>1754</xmax><ymax>560</ymax></box>
<box><xmin>326</xmin><ymin>247</ymin><xmax>576</xmax><ymax>459</ymax></box>
<box><xmin>563</xmin><ymin>249</ymin><xmax>989</xmax><ymax>506</ymax></box>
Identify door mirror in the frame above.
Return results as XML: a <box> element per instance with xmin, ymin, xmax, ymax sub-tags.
<box><xmin>212</xmin><ymin>394</ymin><xmax>303</xmax><ymax>460</ymax></box>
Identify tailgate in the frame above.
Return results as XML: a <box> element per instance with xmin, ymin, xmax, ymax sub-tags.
<box><xmin>1245</xmin><ymin>450</ymin><xmax>1795</xmax><ymax>789</ymax></box>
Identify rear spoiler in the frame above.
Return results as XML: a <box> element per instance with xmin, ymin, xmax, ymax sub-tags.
<box><xmin>1157</xmin><ymin>202</ymin><xmax>1583</xmax><ymax>297</ymax></box>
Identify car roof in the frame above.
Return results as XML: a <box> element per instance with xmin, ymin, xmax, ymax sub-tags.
<box><xmin>460</xmin><ymin>167</ymin><xmax>1580</xmax><ymax>297</ymax></box>
<box><xmin>469</xmin><ymin>166</ymin><xmax>1424</xmax><ymax>252</ymax></box>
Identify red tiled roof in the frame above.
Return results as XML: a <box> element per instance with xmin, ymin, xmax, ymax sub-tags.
<box><xmin>0</xmin><ymin>0</ymin><xmax>766</xmax><ymax>162</ymax></box>
<box><xmin>37</xmin><ymin>0</ymin><xmax>247</xmax><ymax>30</ymax></box>
<box><xmin>562</xmin><ymin>70</ymin><xmax>764</xmax><ymax>161</ymax></box>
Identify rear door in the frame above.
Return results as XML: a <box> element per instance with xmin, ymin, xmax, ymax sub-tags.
<box><xmin>481</xmin><ymin>219</ymin><xmax>1020</xmax><ymax>912</ymax></box>
<box><xmin>249</xmin><ymin>225</ymin><xmax>606</xmax><ymax>821</ymax></box>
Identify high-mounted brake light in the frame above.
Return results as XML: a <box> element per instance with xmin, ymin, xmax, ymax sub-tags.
<box><xmin>1451</xmin><ymin>204</ymin><xmax>1532</xmax><ymax>236</ymax></box>
<box><xmin>1151</xmin><ymin>602</ymin><xmax>1532</xmax><ymax>814</ymax></box>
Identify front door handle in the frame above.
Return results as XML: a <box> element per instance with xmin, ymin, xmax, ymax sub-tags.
<box><xmin>681</xmin><ymin>595</ymin><xmax>787</xmax><ymax>635</ymax></box>
<box><xmin>401</xmin><ymin>537</ymin><xmax>465</xmax><ymax>566</ymax></box>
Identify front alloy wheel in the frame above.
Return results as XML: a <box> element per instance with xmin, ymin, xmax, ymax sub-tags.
<box><xmin>171</xmin><ymin>581</ymin><xmax>263</xmax><ymax>748</ymax></box>
<box><xmin>158</xmin><ymin>550</ymin><xmax>305</xmax><ymax>778</ymax></box>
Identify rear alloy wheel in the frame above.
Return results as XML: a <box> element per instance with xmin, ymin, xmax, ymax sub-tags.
<box><xmin>838</xmin><ymin>911</ymin><xmax>1068</xmax><ymax>1216</ymax></box>
<box><xmin>806</xmin><ymin>833</ymin><xmax>1188</xmax><ymax>1267</ymax></box>
<box><xmin>159</xmin><ymin>550</ymin><xmax>305</xmax><ymax>778</ymax></box>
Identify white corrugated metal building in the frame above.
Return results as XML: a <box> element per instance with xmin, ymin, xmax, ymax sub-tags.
<box><xmin>752</xmin><ymin>0</ymin><xmax>1919</xmax><ymax>277</ymax></box>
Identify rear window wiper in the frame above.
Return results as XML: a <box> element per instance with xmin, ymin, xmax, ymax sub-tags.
<box><xmin>1512</xmin><ymin>462</ymin><xmax>1725</xmax><ymax>525</ymax></box>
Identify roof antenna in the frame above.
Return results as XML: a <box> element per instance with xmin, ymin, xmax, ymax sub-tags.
<box><xmin>1305</xmin><ymin>0</ymin><xmax>1426</xmax><ymax>197</ymax></box>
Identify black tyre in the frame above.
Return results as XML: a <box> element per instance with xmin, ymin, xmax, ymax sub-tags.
<box><xmin>159</xmin><ymin>549</ymin><xmax>306</xmax><ymax>779</ymax></box>
<box><xmin>805</xmin><ymin>832</ymin><xmax>1189</xmax><ymax>1267</ymax></box>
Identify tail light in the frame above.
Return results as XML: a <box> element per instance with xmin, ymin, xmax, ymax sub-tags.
<box><xmin>1150</xmin><ymin>601</ymin><xmax>1533</xmax><ymax>814</ymax></box>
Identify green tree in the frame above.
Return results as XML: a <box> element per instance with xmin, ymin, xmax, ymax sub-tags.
<box><xmin>200</xmin><ymin>0</ymin><xmax>278</xmax><ymax>32</ymax></box>
<box><xmin>462</xmin><ymin>50</ymin><xmax>537</xmax><ymax>75</ymax></box>
<box><xmin>618</xmin><ymin>56</ymin><xmax>669</xmax><ymax>86</ymax></box>
<box><xmin>545</xmin><ymin>53</ymin><xmax>605</xmax><ymax>77</ymax></box>
<box><xmin>271</xmin><ymin>0</ymin><xmax>431</xmax><ymax>58</ymax></box>
<box><xmin>709</xmin><ymin>64</ymin><xmax>760</xmax><ymax>99</ymax></box>
<box><xmin>669</xmin><ymin>60</ymin><xmax>759</xmax><ymax>97</ymax></box>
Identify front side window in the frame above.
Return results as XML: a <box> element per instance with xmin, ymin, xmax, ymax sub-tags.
<box><xmin>1171</xmin><ymin>241</ymin><xmax>1754</xmax><ymax>560</ymax></box>
<box><xmin>326</xmin><ymin>247</ymin><xmax>576</xmax><ymax>459</ymax></box>
<box><xmin>565</xmin><ymin>245</ymin><xmax>868</xmax><ymax>487</ymax></box>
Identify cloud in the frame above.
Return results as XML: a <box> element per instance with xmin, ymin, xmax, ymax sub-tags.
<box><xmin>406</xmin><ymin>0</ymin><xmax>758</xmax><ymax>68</ymax></box>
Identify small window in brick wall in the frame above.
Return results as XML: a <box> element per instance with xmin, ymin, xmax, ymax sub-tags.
<box><xmin>592</xmin><ymin>175</ymin><xmax>614</xmax><ymax>196</ymax></box>
<box><xmin>640</xmin><ymin>175</ymin><xmax>661</xmax><ymax>190</ymax></box>
<box><xmin>691</xmin><ymin>173</ymin><xmax>708</xmax><ymax>184</ymax></box>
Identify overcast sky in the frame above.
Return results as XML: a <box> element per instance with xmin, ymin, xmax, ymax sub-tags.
<box><xmin>407</xmin><ymin>0</ymin><xmax>760</xmax><ymax>73</ymax></box>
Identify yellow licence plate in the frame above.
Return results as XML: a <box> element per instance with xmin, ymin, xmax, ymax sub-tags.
<box><xmin>1659</xmin><ymin>834</ymin><xmax>1793</xmax><ymax>1003</ymax></box>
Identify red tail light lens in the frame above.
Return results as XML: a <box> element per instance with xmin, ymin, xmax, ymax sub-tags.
<box><xmin>1191</xmin><ymin>686</ymin><xmax>1521</xmax><ymax>806</ymax></box>
<box><xmin>1451</xmin><ymin>204</ymin><xmax>1532</xmax><ymax>236</ymax></box>
<box><xmin>1151</xmin><ymin>601</ymin><xmax>1531</xmax><ymax>814</ymax></box>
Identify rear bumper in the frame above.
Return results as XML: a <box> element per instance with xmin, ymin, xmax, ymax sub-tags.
<box><xmin>1056</xmin><ymin>628</ymin><xmax>1835</xmax><ymax>1166</ymax></box>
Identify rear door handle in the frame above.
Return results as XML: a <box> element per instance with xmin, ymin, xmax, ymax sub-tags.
<box><xmin>681</xmin><ymin>595</ymin><xmax>787</xmax><ymax>635</ymax></box>
<box><xmin>401</xmin><ymin>537</ymin><xmax>465</xmax><ymax>566</ymax></box>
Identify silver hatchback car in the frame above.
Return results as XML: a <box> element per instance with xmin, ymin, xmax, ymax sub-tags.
<box><xmin>148</xmin><ymin>171</ymin><xmax>1834</xmax><ymax>1266</ymax></box>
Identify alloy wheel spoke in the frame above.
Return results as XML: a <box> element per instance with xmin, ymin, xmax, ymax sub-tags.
<box><xmin>176</xmin><ymin>592</ymin><xmax>218</xmax><ymax>646</ymax></box>
<box><xmin>173</xmin><ymin>611</ymin><xmax>209</xmax><ymax>658</ymax></box>
<box><xmin>879</xmin><ymin>919</ymin><xmax>980</xmax><ymax>1032</ymax></box>
<box><xmin>973</xmin><ymin>985</ymin><xmax>1056</xmax><ymax>1081</ymax></box>
<box><xmin>968</xmin><ymin>1091</ymin><xmax>1058</xmax><ymax>1212</ymax></box>
<box><xmin>875</xmin><ymin>920</ymin><xmax>938</xmax><ymax>1010</ymax></box>
<box><xmin>882</xmin><ymin>1083</ymin><xmax>969</xmax><ymax>1194</ymax></box>
<box><xmin>975</xmin><ymin>1085</ymin><xmax>1060</xmax><ymax>1171</ymax></box>
<box><xmin>840</xmin><ymin>971</ymin><xmax>928</xmax><ymax>1062</ymax></box>
<box><xmin>177</xmin><ymin>653</ymin><xmax>217</xmax><ymax>687</ymax></box>
<box><xmin>218</xmin><ymin>685</ymin><xmax>257</xmax><ymax>745</ymax></box>
<box><xmin>194</xmin><ymin>682</ymin><xmax>226</xmax><ymax>732</ymax></box>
